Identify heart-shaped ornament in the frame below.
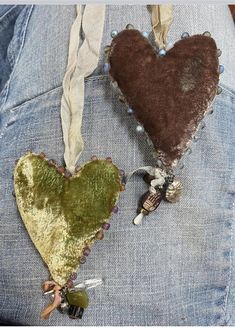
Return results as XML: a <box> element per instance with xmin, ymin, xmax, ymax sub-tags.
<box><xmin>108</xmin><ymin>30</ymin><xmax>220</xmax><ymax>168</ymax></box>
<box><xmin>14</xmin><ymin>152</ymin><xmax>122</xmax><ymax>286</ymax></box>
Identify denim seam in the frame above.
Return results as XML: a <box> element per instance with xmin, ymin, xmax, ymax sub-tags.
<box><xmin>223</xmin><ymin>190</ymin><xmax>235</xmax><ymax>325</ymax></box>
<box><xmin>7</xmin><ymin>85</ymin><xmax>62</xmax><ymax>113</ymax></box>
<box><xmin>219</xmin><ymin>216</ymin><xmax>233</xmax><ymax>325</ymax></box>
<box><xmin>0</xmin><ymin>5</ymin><xmax>34</xmax><ymax>111</ymax></box>
<box><xmin>1</xmin><ymin>75</ymin><xmax>109</xmax><ymax>113</ymax></box>
<box><xmin>7</xmin><ymin>8</ymin><xmax>28</xmax><ymax>70</ymax></box>
<box><xmin>221</xmin><ymin>84</ymin><xmax>235</xmax><ymax>98</ymax></box>
<box><xmin>0</xmin><ymin>5</ymin><xmax>17</xmax><ymax>21</ymax></box>
<box><xmin>6</xmin><ymin>9</ymin><xmax>27</xmax><ymax>70</ymax></box>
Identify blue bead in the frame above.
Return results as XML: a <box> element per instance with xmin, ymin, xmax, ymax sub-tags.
<box><xmin>203</xmin><ymin>31</ymin><xmax>211</xmax><ymax>37</ymax></box>
<box><xmin>142</xmin><ymin>31</ymin><xmax>149</xmax><ymax>39</ymax></box>
<box><xmin>111</xmin><ymin>30</ymin><xmax>118</xmax><ymax>38</ymax></box>
<box><xmin>158</xmin><ymin>49</ymin><xmax>166</xmax><ymax>57</ymax></box>
<box><xmin>136</xmin><ymin>125</ymin><xmax>144</xmax><ymax>133</ymax></box>
<box><xmin>181</xmin><ymin>32</ymin><xmax>190</xmax><ymax>39</ymax></box>
<box><xmin>219</xmin><ymin>65</ymin><xmax>224</xmax><ymax>74</ymax></box>
<box><xmin>103</xmin><ymin>63</ymin><xmax>110</xmax><ymax>73</ymax></box>
<box><xmin>127</xmin><ymin>108</ymin><xmax>134</xmax><ymax>115</ymax></box>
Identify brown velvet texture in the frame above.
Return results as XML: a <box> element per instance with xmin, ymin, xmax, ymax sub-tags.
<box><xmin>109</xmin><ymin>30</ymin><xmax>219</xmax><ymax>168</ymax></box>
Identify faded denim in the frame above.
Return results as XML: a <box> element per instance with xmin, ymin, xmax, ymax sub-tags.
<box><xmin>0</xmin><ymin>5</ymin><xmax>235</xmax><ymax>326</ymax></box>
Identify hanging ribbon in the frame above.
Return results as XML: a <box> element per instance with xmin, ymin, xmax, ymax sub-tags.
<box><xmin>61</xmin><ymin>4</ymin><xmax>106</xmax><ymax>173</ymax></box>
<box><xmin>151</xmin><ymin>4</ymin><xmax>173</xmax><ymax>49</ymax></box>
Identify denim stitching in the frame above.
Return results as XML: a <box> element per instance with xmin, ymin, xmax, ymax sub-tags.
<box><xmin>222</xmin><ymin>194</ymin><xmax>235</xmax><ymax>325</ymax></box>
<box><xmin>0</xmin><ymin>5</ymin><xmax>17</xmax><ymax>22</ymax></box>
<box><xmin>6</xmin><ymin>7</ymin><xmax>29</xmax><ymax>69</ymax></box>
<box><xmin>8</xmin><ymin>85</ymin><xmax>62</xmax><ymax>113</ymax></box>
<box><xmin>221</xmin><ymin>83</ymin><xmax>235</xmax><ymax>98</ymax></box>
<box><xmin>0</xmin><ymin>5</ymin><xmax>34</xmax><ymax>111</ymax></box>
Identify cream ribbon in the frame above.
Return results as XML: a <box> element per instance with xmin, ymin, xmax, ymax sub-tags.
<box><xmin>151</xmin><ymin>4</ymin><xmax>173</xmax><ymax>49</ymax></box>
<box><xmin>61</xmin><ymin>4</ymin><xmax>105</xmax><ymax>173</ymax></box>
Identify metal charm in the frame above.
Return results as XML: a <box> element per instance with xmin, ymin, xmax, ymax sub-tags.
<box><xmin>133</xmin><ymin>166</ymin><xmax>182</xmax><ymax>225</ymax></box>
<box><xmin>43</xmin><ymin>278</ymin><xmax>103</xmax><ymax>319</ymax></box>
<box><xmin>165</xmin><ymin>179</ymin><xmax>183</xmax><ymax>203</ymax></box>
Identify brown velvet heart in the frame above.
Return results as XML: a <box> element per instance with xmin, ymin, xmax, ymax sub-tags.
<box><xmin>109</xmin><ymin>30</ymin><xmax>220</xmax><ymax>168</ymax></box>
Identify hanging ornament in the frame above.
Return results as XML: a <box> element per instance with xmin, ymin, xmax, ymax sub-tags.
<box><xmin>13</xmin><ymin>152</ymin><xmax>124</xmax><ymax>318</ymax></box>
<box><xmin>104</xmin><ymin>26</ymin><xmax>223</xmax><ymax>224</ymax></box>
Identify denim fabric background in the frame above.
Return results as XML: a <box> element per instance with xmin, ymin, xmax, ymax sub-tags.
<box><xmin>0</xmin><ymin>5</ymin><xmax>234</xmax><ymax>326</ymax></box>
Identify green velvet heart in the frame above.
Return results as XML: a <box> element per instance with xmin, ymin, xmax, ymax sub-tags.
<box><xmin>14</xmin><ymin>152</ymin><xmax>122</xmax><ymax>286</ymax></box>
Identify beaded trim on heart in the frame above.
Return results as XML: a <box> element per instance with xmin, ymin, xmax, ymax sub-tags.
<box><xmin>103</xmin><ymin>24</ymin><xmax>223</xmax><ymax>225</ymax></box>
<box><xmin>13</xmin><ymin>151</ymin><xmax>125</xmax><ymax>319</ymax></box>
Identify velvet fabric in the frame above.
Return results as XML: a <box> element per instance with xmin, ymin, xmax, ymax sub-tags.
<box><xmin>14</xmin><ymin>152</ymin><xmax>122</xmax><ymax>286</ymax></box>
<box><xmin>109</xmin><ymin>30</ymin><xmax>220</xmax><ymax>168</ymax></box>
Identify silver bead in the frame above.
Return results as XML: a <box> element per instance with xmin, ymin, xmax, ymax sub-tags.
<box><xmin>119</xmin><ymin>95</ymin><xmax>126</xmax><ymax>103</ymax></box>
<box><xmin>127</xmin><ymin>107</ymin><xmax>134</xmax><ymax>115</ymax></box>
<box><xmin>217</xmin><ymin>86</ymin><xmax>222</xmax><ymax>95</ymax></box>
<box><xmin>142</xmin><ymin>31</ymin><xmax>149</xmax><ymax>38</ymax></box>
<box><xmin>193</xmin><ymin>135</ymin><xmax>199</xmax><ymax>142</ymax></box>
<box><xmin>103</xmin><ymin>63</ymin><xmax>110</xmax><ymax>73</ymax></box>
<box><xmin>136</xmin><ymin>125</ymin><xmax>144</xmax><ymax>133</ymax></box>
<box><xmin>179</xmin><ymin>162</ymin><xmax>184</xmax><ymax>170</ymax></box>
<box><xmin>203</xmin><ymin>31</ymin><xmax>211</xmax><ymax>37</ymax></box>
<box><xmin>146</xmin><ymin>137</ymin><xmax>153</xmax><ymax>147</ymax></box>
<box><xmin>217</xmin><ymin>49</ymin><xmax>222</xmax><ymax>57</ymax></box>
<box><xmin>126</xmin><ymin>24</ymin><xmax>134</xmax><ymax>30</ymax></box>
<box><xmin>181</xmin><ymin>32</ymin><xmax>190</xmax><ymax>39</ymax></box>
<box><xmin>111</xmin><ymin>30</ymin><xmax>118</xmax><ymax>38</ymax></box>
<box><xmin>110</xmin><ymin>80</ymin><xmax>118</xmax><ymax>89</ymax></box>
<box><xmin>186</xmin><ymin>148</ymin><xmax>192</xmax><ymax>155</ymax></box>
<box><xmin>219</xmin><ymin>65</ymin><xmax>224</xmax><ymax>74</ymax></box>
<box><xmin>156</xmin><ymin>159</ymin><xmax>162</xmax><ymax>167</ymax></box>
<box><xmin>158</xmin><ymin>48</ymin><xmax>166</xmax><ymax>57</ymax></box>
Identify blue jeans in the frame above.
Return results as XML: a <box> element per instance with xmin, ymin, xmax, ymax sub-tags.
<box><xmin>0</xmin><ymin>5</ymin><xmax>235</xmax><ymax>326</ymax></box>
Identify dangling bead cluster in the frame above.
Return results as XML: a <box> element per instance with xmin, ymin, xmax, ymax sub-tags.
<box><xmin>133</xmin><ymin>168</ymin><xmax>183</xmax><ymax>225</ymax></box>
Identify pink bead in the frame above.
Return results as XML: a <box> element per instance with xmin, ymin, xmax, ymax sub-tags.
<box><xmin>102</xmin><ymin>222</ymin><xmax>110</xmax><ymax>230</ymax></box>
<box><xmin>112</xmin><ymin>205</ymin><xmax>118</xmax><ymax>213</ymax></box>
<box><xmin>70</xmin><ymin>272</ymin><xmax>77</xmax><ymax>280</ymax></box>
<box><xmin>66</xmin><ymin>280</ymin><xmax>74</xmax><ymax>288</ymax></box>
<box><xmin>91</xmin><ymin>155</ymin><xmax>98</xmax><ymax>161</ymax></box>
<box><xmin>64</xmin><ymin>170</ymin><xmax>72</xmax><ymax>179</ymax></box>
<box><xmin>106</xmin><ymin>157</ymin><xmax>112</xmax><ymax>162</ymax></box>
<box><xmin>56</xmin><ymin>166</ymin><xmax>65</xmax><ymax>174</ymax></box>
<box><xmin>39</xmin><ymin>152</ymin><xmax>46</xmax><ymax>159</ymax></box>
<box><xmin>119</xmin><ymin>169</ymin><xmax>125</xmax><ymax>176</ymax></box>
<box><xmin>83</xmin><ymin>247</ymin><xmax>91</xmax><ymax>256</ymax></box>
